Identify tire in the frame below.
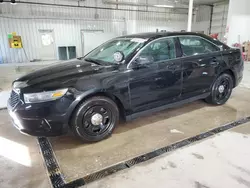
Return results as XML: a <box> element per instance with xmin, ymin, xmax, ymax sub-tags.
<box><xmin>205</xmin><ymin>73</ymin><xmax>233</xmax><ymax>105</ymax></box>
<box><xmin>71</xmin><ymin>96</ymin><xmax>119</xmax><ymax>142</ymax></box>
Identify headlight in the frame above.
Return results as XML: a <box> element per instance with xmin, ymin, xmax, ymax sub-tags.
<box><xmin>13</xmin><ymin>81</ymin><xmax>27</xmax><ymax>88</ymax></box>
<box><xmin>24</xmin><ymin>89</ymin><xmax>68</xmax><ymax>103</ymax></box>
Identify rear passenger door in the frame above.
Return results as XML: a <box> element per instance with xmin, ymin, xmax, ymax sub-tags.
<box><xmin>178</xmin><ymin>36</ymin><xmax>222</xmax><ymax>98</ymax></box>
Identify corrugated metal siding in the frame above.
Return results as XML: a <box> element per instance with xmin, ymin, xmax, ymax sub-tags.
<box><xmin>211</xmin><ymin>3</ymin><xmax>228</xmax><ymax>41</ymax></box>
<box><xmin>0</xmin><ymin>17</ymin><xmax>125</xmax><ymax>63</ymax></box>
<box><xmin>0</xmin><ymin>0</ymin><xmax>209</xmax><ymax>63</ymax></box>
<box><xmin>196</xmin><ymin>5</ymin><xmax>211</xmax><ymax>22</ymax></box>
<box><xmin>193</xmin><ymin>5</ymin><xmax>212</xmax><ymax>34</ymax></box>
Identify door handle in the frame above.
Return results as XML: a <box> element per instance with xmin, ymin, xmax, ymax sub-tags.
<box><xmin>167</xmin><ymin>64</ymin><xmax>177</xmax><ymax>71</ymax></box>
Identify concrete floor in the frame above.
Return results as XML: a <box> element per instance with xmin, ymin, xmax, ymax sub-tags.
<box><xmin>0</xmin><ymin>64</ymin><xmax>250</xmax><ymax>187</ymax></box>
<box><xmin>0</xmin><ymin>110</ymin><xmax>50</xmax><ymax>188</ymax></box>
<box><xmin>86</xmin><ymin>122</ymin><xmax>250</xmax><ymax>188</ymax></box>
<box><xmin>49</xmin><ymin>87</ymin><xmax>250</xmax><ymax>184</ymax></box>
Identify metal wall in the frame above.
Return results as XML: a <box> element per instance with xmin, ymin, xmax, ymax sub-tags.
<box><xmin>211</xmin><ymin>2</ymin><xmax>229</xmax><ymax>41</ymax></box>
<box><xmin>0</xmin><ymin>0</ymin><xmax>210</xmax><ymax>63</ymax></box>
<box><xmin>0</xmin><ymin>17</ymin><xmax>126</xmax><ymax>63</ymax></box>
<box><xmin>196</xmin><ymin>5</ymin><xmax>212</xmax><ymax>22</ymax></box>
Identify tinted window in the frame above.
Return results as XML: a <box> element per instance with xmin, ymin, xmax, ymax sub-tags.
<box><xmin>137</xmin><ymin>38</ymin><xmax>176</xmax><ymax>63</ymax></box>
<box><xmin>179</xmin><ymin>36</ymin><xmax>219</xmax><ymax>56</ymax></box>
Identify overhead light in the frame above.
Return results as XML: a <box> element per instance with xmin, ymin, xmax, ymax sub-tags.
<box><xmin>154</xmin><ymin>5</ymin><xmax>174</xmax><ymax>8</ymax></box>
<box><xmin>11</xmin><ymin>0</ymin><xmax>16</xmax><ymax>5</ymax></box>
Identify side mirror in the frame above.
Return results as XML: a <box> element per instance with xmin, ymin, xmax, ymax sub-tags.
<box><xmin>133</xmin><ymin>55</ymin><xmax>154</xmax><ymax>68</ymax></box>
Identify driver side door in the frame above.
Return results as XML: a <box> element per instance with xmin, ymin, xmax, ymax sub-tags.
<box><xmin>128</xmin><ymin>37</ymin><xmax>182</xmax><ymax>114</ymax></box>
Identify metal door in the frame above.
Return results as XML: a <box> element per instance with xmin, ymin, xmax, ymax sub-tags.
<box><xmin>39</xmin><ymin>29</ymin><xmax>56</xmax><ymax>60</ymax></box>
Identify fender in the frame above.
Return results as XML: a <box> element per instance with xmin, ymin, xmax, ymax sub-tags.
<box><xmin>64</xmin><ymin>88</ymin><xmax>105</xmax><ymax>122</ymax></box>
<box><xmin>64</xmin><ymin>88</ymin><xmax>129</xmax><ymax>123</ymax></box>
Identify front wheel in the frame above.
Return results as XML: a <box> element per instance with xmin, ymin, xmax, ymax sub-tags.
<box><xmin>71</xmin><ymin>96</ymin><xmax>119</xmax><ymax>142</ymax></box>
<box><xmin>205</xmin><ymin>73</ymin><xmax>233</xmax><ymax>105</ymax></box>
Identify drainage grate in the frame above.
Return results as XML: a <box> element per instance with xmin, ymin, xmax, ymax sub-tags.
<box><xmin>39</xmin><ymin>116</ymin><xmax>250</xmax><ymax>188</ymax></box>
<box><xmin>37</xmin><ymin>137</ymin><xmax>65</xmax><ymax>188</ymax></box>
<box><xmin>62</xmin><ymin>178</ymin><xmax>85</xmax><ymax>188</ymax></box>
<box><xmin>83</xmin><ymin>163</ymin><xmax>128</xmax><ymax>184</ymax></box>
<box><xmin>186</xmin><ymin>131</ymin><xmax>214</xmax><ymax>143</ymax></box>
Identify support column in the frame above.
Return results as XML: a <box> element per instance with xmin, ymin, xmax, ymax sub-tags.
<box><xmin>187</xmin><ymin>0</ymin><xmax>194</xmax><ymax>32</ymax></box>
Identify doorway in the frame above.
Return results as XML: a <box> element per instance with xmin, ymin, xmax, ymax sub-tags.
<box><xmin>38</xmin><ymin>29</ymin><xmax>56</xmax><ymax>60</ymax></box>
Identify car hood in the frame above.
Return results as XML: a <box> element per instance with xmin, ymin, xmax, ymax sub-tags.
<box><xmin>16</xmin><ymin>59</ymin><xmax>115</xmax><ymax>88</ymax></box>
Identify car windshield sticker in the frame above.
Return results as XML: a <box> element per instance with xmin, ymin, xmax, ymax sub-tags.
<box><xmin>113</xmin><ymin>52</ymin><xmax>124</xmax><ymax>62</ymax></box>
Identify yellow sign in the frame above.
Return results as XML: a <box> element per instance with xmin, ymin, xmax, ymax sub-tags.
<box><xmin>9</xmin><ymin>35</ymin><xmax>23</xmax><ymax>48</ymax></box>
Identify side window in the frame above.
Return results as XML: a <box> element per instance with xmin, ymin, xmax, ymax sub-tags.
<box><xmin>179</xmin><ymin>36</ymin><xmax>219</xmax><ymax>56</ymax></box>
<box><xmin>136</xmin><ymin>38</ymin><xmax>176</xmax><ymax>64</ymax></box>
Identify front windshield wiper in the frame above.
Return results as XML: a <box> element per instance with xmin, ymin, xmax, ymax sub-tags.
<box><xmin>84</xmin><ymin>58</ymin><xmax>102</xmax><ymax>65</ymax></box>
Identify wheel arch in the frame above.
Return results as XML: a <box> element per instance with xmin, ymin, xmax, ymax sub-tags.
<box><xmin>67</xmin><ymin>90</ymin><xmax>126</xmax><ymax>126</ymax></box>
<box><xmin>221</xmin><ymin>69</ymin><xmax>236</xmax><ymax>87</ymax></box>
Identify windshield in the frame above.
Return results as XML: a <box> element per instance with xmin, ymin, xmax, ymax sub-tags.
<box><xmin>84</xmin><ymin>38</ymin><xmax>147</xmax><ymax>64</ymax></box>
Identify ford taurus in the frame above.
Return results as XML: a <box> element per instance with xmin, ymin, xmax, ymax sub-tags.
<box><xmin>7</xmin><ymin>32</ymin><xmax>244</xmax><ymax>142</ymax></box>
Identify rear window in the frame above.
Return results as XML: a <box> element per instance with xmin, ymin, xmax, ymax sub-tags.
<box><xmin>179</xmin><ymin>36</ymin><xmax>219</xmax><ymax>56</ymax></box>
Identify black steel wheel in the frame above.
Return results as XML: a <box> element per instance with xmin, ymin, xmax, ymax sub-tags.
<box><xmin>205</xmin><ymin>73</ymin><xmax>233</xmax><ymax>105</ymax></box>
<box><xmin>71</xmin><ymin>96</ymin><xmax>119</xmax><ymax>142</ymax></box>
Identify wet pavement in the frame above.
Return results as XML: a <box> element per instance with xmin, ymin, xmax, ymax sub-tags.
<box><xmin>49</xmin><ymin>87</ymin><xmax>250</xmax><ymax>183</ymax></box>
<box><xmin>86</xmin><ymin>122</ymin><xmax>250</xmax><ymax>188</ymax></box>
<box><xmin>0</xmin><ymin>110</ymin><xmax>50</xmax><ymax>188</ymax></box>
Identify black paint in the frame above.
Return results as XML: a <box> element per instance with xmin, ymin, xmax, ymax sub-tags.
<box><xmin>7</xmin><ymin>32</ymin><xmax>243</xmax><ymax>138</ymax></box>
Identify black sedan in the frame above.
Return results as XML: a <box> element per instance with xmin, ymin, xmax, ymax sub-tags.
<box><xmin>8</xmin><ymin>32</ymin><xmax>244</xmax><ymax>142</ymax></box>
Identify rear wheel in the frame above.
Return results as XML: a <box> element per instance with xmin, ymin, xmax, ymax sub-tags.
<box><xmin>205</xmin><ymin>73</ymin><xmax>233</xmax><ymax>105</ymax></box>
<box><xmin>71</xmin><ymin>96</ymin><xmax>119</xmax><ymax>142</ymax></box>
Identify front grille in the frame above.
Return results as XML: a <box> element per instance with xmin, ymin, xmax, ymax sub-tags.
<box><xmin>9</xmin><ymin>90</ymin><xmax>20</xmax><ymax>108</ymax></box>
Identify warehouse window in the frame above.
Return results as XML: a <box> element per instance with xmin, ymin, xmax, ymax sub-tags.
<box><xmin>179</xmin><ymin>36</ymin><xmax>219</xmax><ymax>56</ymax></box>
<box><xmin>137</xmin><ymin>38</ymin><xmax>176</xmax><ymax>63</ymax></box>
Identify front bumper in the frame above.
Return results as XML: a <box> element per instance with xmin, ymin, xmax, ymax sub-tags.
<box><xmin>7</xmin><ymin>91</ymin><xmax>75</xmax><ymax>137</ymax></box>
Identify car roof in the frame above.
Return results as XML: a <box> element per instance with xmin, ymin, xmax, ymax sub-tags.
<box><xmin>118</xmin><ymin>31</ymin><xmax>226</xmax><ymax>47</ymax></box>
<box><xmin>120</xmin><ymin>32</ymin><xmax>207</xmax><ymax>40</ymax></box>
